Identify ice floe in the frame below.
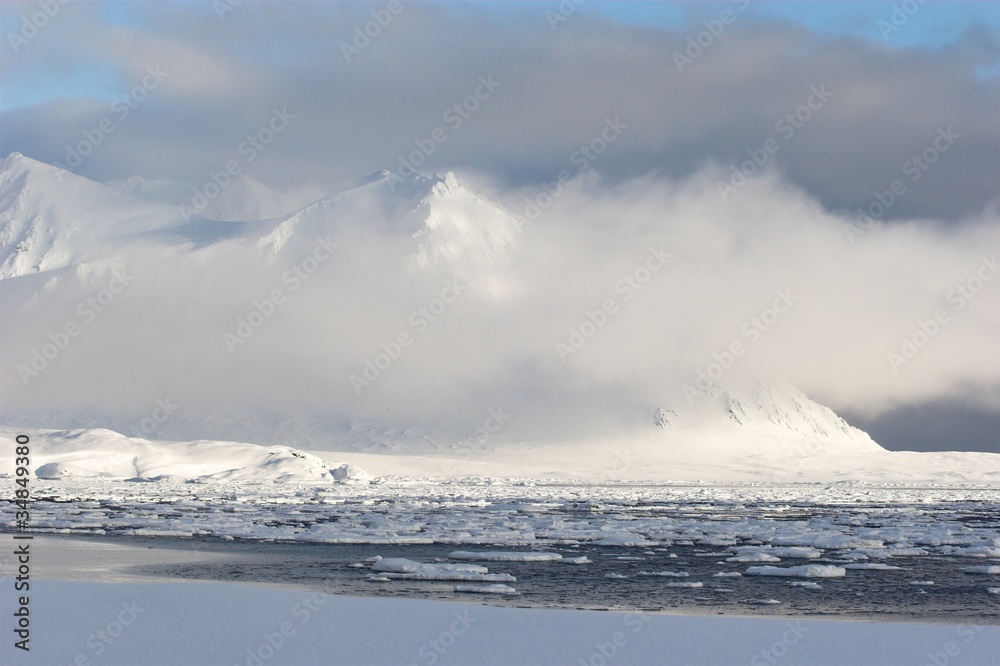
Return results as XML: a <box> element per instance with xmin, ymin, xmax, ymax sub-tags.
<box><xmin>593</xmin><ymin>534</ymin><xmax>658</xmax><ymax>546</ymax></box>
<box><xmin>372</xmin><ymin>558</ymin><xmax>487</xmax><ymax>574</ymax></box>
<box><xmin>745</xmin><ymin>565</ymin><xmax>846</xmax><ymax>578</ymax></box>
<box><xmin>726</xmin><ymin>552</ymin><xmax>781</xmax><ymax>563</ymax></box>
<box><xmin>370</xmin><ymin>557</ymin><xmax>515</xmax><ymax>582</ymax></box>
<box><xmin>449</xmin><ymin>551</ymin><xmax>561</xmax><ymax>562</ymax></box>
<box><xmin>454</xmin><ymin>584</ymin><xmax>518</xmax><ymax>595</ymax></box>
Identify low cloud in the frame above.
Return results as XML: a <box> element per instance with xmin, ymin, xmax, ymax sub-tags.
<box><xmin>2</xmin><ymin>166</ymin><xmax>997</xmax><ymax>443</ymax></box>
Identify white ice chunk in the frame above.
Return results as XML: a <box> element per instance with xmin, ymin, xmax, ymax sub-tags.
<box><xmin>952</xmin><ymin>545</ymin><xmax>1000</xmax><ymax>558</ymax></box>
<box><xmin>726</xmin><ymin>552</ymin><xmax>781</xmax><ymax>563</ymax></box>
<box><xmin>372</xmin><ymin>558</ymin><xmax>488</xmax><ymax>574</ymax></box>
<box><xmin>769</xmin><ymin>547</ymin><xmax>822</xmax><ymax>559</ymax></box>
<box><xmin>810</xmin><ymin>536</ymin><xmax>884</xmax><ymax>549</ymax></box>
<box><xmin>449</xmin><ymin>551</ymin><xmax>562</xmax><ymax>562</ymax></box>
<box><xmin>594</xmin><ymin>535</ymin><xmax>658</xmax><ymax>546</ymax></box>
<box><xmin>745</xmin><ymin>565</ymin><xmax>846</xmax><ymax>578</ymax></box>
<box><xmin>381</xmin><ymin>572</ymin><xmax>516</xmax><ymax>582</ymax></box>
<box><xmin>454</xmin><ymin>584</ymin><xmax>518</xmax><ymax>595</ymax></box>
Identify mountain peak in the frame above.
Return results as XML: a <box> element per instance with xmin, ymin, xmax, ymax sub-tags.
<box><xmin>0</xmin><ymin>155</ymin><xmax>184</xmax><ymax>279</ymax></box>
<box><xmin>2</xmin><ymin>151</ymin><xmax>74</xmax><ymax>184</ymax></box>
<box><xmin>655</xmin><ymin>381</ymin><xmax>880</xmax><ymax>453</ymax></box>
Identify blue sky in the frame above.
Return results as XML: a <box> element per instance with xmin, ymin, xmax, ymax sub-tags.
<box><xmin>591</xmin><ymin>1</ymin><xmax>1000</xmax><ymax>48</ymax></box>
<box><xmin>3</xmin><ymin>1</ymin><xmax>998</xmax><ymax>111</ymax></box>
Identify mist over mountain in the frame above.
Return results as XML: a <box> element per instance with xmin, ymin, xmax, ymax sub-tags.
<box><xmin>2</xmin><ymin>153</ymin><xmax>998</xmax><ymax>469</ymax></box>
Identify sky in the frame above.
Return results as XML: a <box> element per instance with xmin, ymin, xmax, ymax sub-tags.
<box><xmin>1</xmin><ymin>1</ymin><xmax>999</xmax><ymax>452</ymax></box>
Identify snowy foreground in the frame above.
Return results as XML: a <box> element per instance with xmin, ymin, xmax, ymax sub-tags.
<box><xmin>2</xmin><ymin>578</ymin><xmax>999</xmax><ymax>666</ymax></box>
<box><xmin>2</xmin><ymin>428</ymin><xmax>999</xmax><ymax>664</ymax></box>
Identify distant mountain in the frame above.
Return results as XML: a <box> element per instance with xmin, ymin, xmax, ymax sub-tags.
<box><xmin>0</xmin><ymin>152</ymin><xmax>518</xmax><ymax>296</ymax></box>
<box><xmin>0</xmin><ymin>428</ymin><xmax>370</xmax><ymax>483</ymax></box>
<box><xmin>3</xmin><ymin>153</ymin><xmax>996</xmax><ymax>482</ymax></box>
<box><xmin>106</xmin><ymin>173</ymin><xmax>323</xmax><ymax>223</ymax></box>
<box><xmin>0</xmin><ymin>153</ymin><xmax>181</xmax><ymax>279</ymax></box>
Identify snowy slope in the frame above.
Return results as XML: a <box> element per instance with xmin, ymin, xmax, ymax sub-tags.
<box><xmin>252</xmin><ymin>168</ymin><xmax>519</xmax><ymax>297</ymax></box>
<box><xmin>0</xmin><ymin>153</ymin><xmax>184</xmax><ymax>278</ymax></box>
<box><xmin>0</xmin><ymin>428</ymin><xmax>370</xmax><ymax>483</ymax></box>
<box><xmin>2</xmin><ymin>154</ymin><xmax>516</xmax><ymax>285</ymax></box>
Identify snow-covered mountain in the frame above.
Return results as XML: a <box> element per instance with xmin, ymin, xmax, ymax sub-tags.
<box><xmin>0</xmin><ymin>428</ymin><xmax>370</xmax><ymax>483</ymax></box>
<box><xmin>106</xmin><ymin>173</ymin><xmax>324</xmax><ymax>223</ymax></box>
<box><xmin>249</xmin><ymin>167</ymin><xmax>519</xmax><ymax>298</ymax></box>
<box><xmin>0</xmin><ymin>153</ymin><xmax>183</xmax><ymax>279</ymax></box>
<box><xmin>1</xmin><ymin>152</ymin><xmax>517</xmax><ymax>295</ymax></box>
<box><xmin>1</xmin><ymin>153</ymin><xmax>996</xmax><ymax>483</ymax></box>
